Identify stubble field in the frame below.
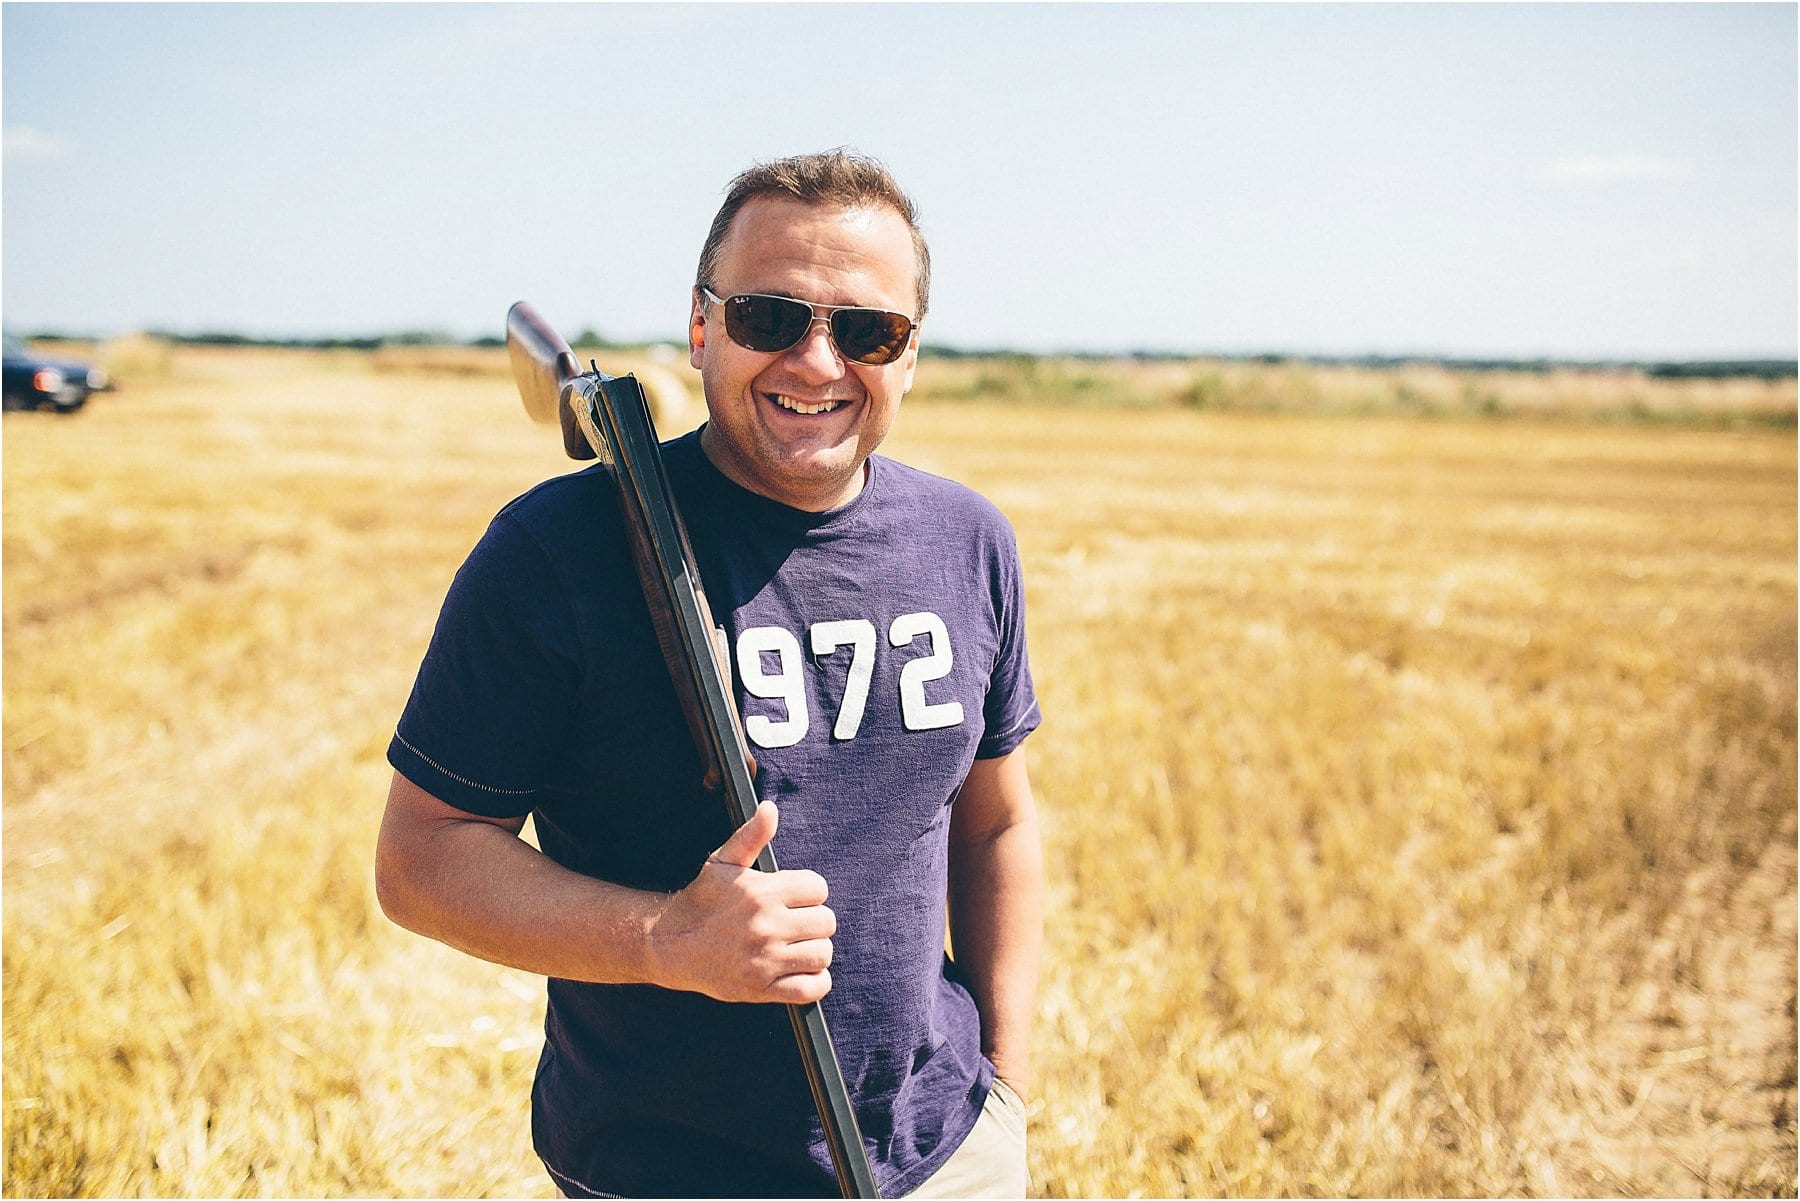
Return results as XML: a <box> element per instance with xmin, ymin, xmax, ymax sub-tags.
<box><xmin>4</xmin><ymin>344</ymin><xmax>1795</xmax><ymax>1197</ymax></box>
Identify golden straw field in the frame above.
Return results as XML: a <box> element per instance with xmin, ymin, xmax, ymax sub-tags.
<box><xmin>4</xmin><ymin>343</ymin><xmax>1795</xmax><ymax>1197</ymax></box>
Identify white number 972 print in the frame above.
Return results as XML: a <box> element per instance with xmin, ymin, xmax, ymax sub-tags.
<box><xmin>733</xmin><ymin>612</ymin><xmax>965</xmax><ymax>749</ymax></box>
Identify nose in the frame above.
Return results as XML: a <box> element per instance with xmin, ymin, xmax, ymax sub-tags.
<box><xmin>782</xmin><ymin>316</ymin><xmax>847</xmax><ymax>382</ymax></box>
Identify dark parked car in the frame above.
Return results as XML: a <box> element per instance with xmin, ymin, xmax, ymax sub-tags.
<box><xmin>3</xmin><ymin>335</ymin><xmax>109</xmax><ymax>413</ymax></box>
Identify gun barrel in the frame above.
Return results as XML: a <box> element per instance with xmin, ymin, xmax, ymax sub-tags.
<box><xmin>581</xmin><ymin>373</ymin><xmax>877</xmax><ymax>1197</ymax></box>
<box><xmin>507</xmin><ymin>304</ymin><xmax>879</xmax><ymax>1197</ymax></box>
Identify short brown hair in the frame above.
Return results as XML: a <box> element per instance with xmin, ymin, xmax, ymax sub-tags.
<box><xmin>696</xmin><ymin>148</ymin><xmax>931</xmax><ymax>321</ymax></box>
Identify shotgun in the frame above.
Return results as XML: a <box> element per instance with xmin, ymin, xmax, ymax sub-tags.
<box><xmin>506</xmin><ymin>302</ymin><xmax>881</xmax><ymax>1199</ymax></box>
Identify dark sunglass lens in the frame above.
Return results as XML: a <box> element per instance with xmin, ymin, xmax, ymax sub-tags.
<box><xmin>727</xmin><ymin>295</ymin><xmax>812</xmax><ymax>352</ymax></box>
<box><xmin>832</xmin><ymin>309</ymin><xmax>911</xmax><ymax>365</ymax></box>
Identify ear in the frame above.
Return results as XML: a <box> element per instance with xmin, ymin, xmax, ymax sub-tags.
<box><xmin>897</xmin><ymin>326</ymin><xmax>921</xmax><ymax>395</ymax></box>
<box><xmin>688</xmin><ymin>289</ymin><xmax>707</xmax><ymax>369</ymax></box>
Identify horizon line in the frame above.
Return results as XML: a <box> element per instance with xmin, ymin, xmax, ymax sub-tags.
<box><xmin>11</xmin><ymin>326</ymin><xmax>1798</xmax><ymax>372</ymax></box>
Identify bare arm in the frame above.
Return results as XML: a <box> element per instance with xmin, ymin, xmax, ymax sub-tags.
<box><xmin>375</xmin><ymin>770</ymin><xmax>836</xmax><ymax>1004</ymax></box>
<box><xmin>947</xmin><ymin>745</ymin><xmax>1044</xmax><ymax>1099</ymax></box>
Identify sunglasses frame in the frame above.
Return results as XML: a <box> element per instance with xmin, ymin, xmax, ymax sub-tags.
<box><xmin>699</xmin><ymin>286</ymin><xmax>917</xmax><ymax>366</ymax></box>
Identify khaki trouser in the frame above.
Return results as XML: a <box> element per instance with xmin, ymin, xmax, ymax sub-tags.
<box><xmin>904</xmin><ymin>1076</ymin><xmax>1031</xmax><ymax>1198</ymax></box>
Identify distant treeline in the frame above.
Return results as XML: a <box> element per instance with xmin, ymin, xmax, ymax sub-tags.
<box><xmin>22</xmin><ymin>330</ymin><xmax>1796</xmax><ymax>380</ymax></box>
<box><xmin>919</xmin><ymin>345</ymin><xmax>1799</xmax><ymax>381</ymax></box>
<box><xmin>128</xmin><ymin>328</ymin><xmax>608</xmax><ymax>351</ymax></box>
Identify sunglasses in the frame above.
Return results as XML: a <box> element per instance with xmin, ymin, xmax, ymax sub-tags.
<box><xmin>700</xmin><ymin>287</ymin><xmax>916</xmax><ymax>366</ymax></box>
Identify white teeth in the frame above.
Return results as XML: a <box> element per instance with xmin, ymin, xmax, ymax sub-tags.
<box><xmin>772</xmin><ymin>395</ymin><xmax>843</xmax><ymax>415</ymax></box>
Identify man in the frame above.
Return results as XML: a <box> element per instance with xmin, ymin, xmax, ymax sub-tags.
<box><xmin>376</xmin><ymin>149</ymin><xmax>1043</xmax><ymax>1198</ymax></box>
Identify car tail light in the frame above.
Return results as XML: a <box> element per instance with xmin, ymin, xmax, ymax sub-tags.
<box><xmin>32</xmin><ymin>369</ymin><xmax>64</xmax><ymax>393</ymax></box>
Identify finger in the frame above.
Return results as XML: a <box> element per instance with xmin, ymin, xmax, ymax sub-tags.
<box><xmin>780</xmin><ymin>904</ymin><xmax>836</xmax><ymax>943</ymax></box>
<box><xmin>767</xmin><ymin>968</ymin><xmax>832</xmax><ymax>1006</ymax></box>
<box><xmin>783</xmin><ymin>937</ymin><xmax>834</xmax><ymax>973</ymax></box>
<box><xmin>774</xmin><ymin>869</ymin><xmax>830</xmax><ymax>908</ymax></box>
<box><xmin>710</xmin><ymin>801</ymin><xmax>778</xmax><ymax>870</ymax></box>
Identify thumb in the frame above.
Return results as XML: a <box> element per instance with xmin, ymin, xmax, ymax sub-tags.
<box><xmin>709</xmin><ymin>800</ymin><xmax>777</xmax><ymax>870</ymax></box>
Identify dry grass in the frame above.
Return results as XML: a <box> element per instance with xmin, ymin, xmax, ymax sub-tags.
<box><xmin>4</xmin><ymin>346</ymin><xmax>1793</xmax><ymax>1197</ymax></box>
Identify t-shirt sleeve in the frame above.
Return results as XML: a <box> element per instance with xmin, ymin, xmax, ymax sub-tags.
<box><xmin>976</xmin><ymin>519</ymin><xmax>1041</xmax><ymax>759</ymax></box>
<box><xmin>387</xmin><ymin>512</ymin><xmax>581</xmax><ymax>817</ymax></box>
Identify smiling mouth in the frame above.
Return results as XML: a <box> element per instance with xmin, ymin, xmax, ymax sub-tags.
<box><xmin>769</xmin><ymin>393</ymin><xmax>848</xmax><ymax>416</ymax></box>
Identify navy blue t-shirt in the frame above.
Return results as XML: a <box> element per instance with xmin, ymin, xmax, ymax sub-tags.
<box><xmin>388</xmin><ymin>429</ymin><xmax>1040</xmax><ymax>1198</ymax></box>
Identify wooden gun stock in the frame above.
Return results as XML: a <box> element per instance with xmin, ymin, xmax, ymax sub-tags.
<box><xmin>504</xmin><ymin>301</ymin><xmax>880</xmax><ymax>1199</ymax></box>
<box><xmin>507</xmin><ymin>301</ymin><xmax>597</xmax><ymax>461</ymax></box>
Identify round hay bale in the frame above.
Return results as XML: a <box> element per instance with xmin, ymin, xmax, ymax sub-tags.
<box><xmin>99</xmin><ymin>333</ymin><xmax>176</xmax><ymax>386</ymax></box>
<box><xmin>632</xmin><ymin>362</ymin><xmax>703</xmax><ymax>434</ymax></box>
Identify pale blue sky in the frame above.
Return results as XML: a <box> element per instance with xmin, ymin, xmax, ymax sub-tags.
<box><xmin>4</xmin><ymin>3</ymin><xmax>1795</xmax><ymax>359</ymax></box>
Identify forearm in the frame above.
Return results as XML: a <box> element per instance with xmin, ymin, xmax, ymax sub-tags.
<box><xmin>376</xmin><ymin>781</ymin><xmax>666</xmax><ymax>984</ymax></box>
<box><xmin>377</xmin><ymin>772</ymin><xmax>834</xmax><ymax>1003</ymax></box>
<box><xmin>948</xmin><ymin>802</ymin><xmax>1045</xmax><ymax>1095</ymax></box>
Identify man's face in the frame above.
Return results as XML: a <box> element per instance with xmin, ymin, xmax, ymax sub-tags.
<box><xmin>689</xmin><ymin>195</ymin><xmax>920</xmax><ymax>512</ymax></box>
